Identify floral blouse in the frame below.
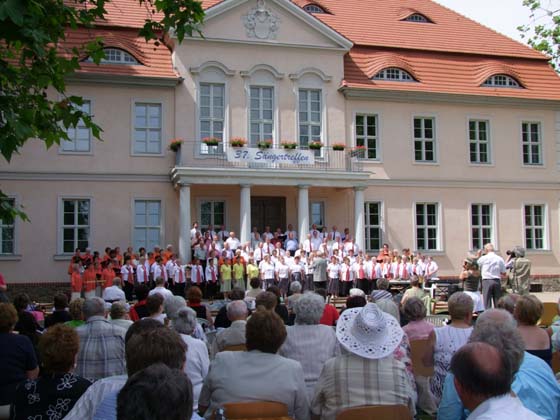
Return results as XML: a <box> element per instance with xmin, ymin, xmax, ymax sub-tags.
<box><xmin>11</xmin><ymin>373</ymin><xmax>92</xmax><ymax>420</ymax></box>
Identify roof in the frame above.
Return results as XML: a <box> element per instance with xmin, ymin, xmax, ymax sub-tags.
<box><xmin>344</xmin><ymin>47</ymin><xmax>560</xmax><ymax>101</ymax></box>
<box><xmin>62</xmin><ymin>27</ymin><xmax>178</xmax><ymax>79</ymax></box>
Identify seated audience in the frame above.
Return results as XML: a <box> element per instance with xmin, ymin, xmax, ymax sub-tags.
<box><xmin>148</xmin><ymin>277</ymin><xmax>173</xmax><ymax>301</ymax></box>
<box><xmin>13</xmin><ymin>293</ymin><xmax>41</xmax><ymax>352</ymax></box>
<box><xmin>129</xmin><ymin>284</ymin><xmax>150</xmax><ymax>321</ymax></box>
<box><xmin>371</xmin><ymin>278</ymin><xmax>392</xmax><ymax>301</ymax></box>
<box><xmin>210</xmin><ymin>300</ymin><xmax>248</xmax><ymax>357</ymax></box>
<box><xmin>266</xmin><ymin>285</ymin><xmax>289</xmax><ymax>324</ymax></box>
<box><xmin>375</xmin><ymin>297</ymin><xmax>401</xmax><ymax>322</ymax></box>
<box><xmin>286</xmin><ymin>281</ymin><xmax>303</xmax><ymax>313</ymax></box>
<box><xmin>342</xmin><ymin>295</ymin><xmax>367</xmax><ymax>313</ymax></box>
<box><xmin>102</xmin><ymin>278</ymin><xmax>126</xmax><ymax>303</ymax></box>
<box><xmin>116</xmin><ymin>363</ymin><xmax>194</xmax><ymax>420</ymax></box>
<box><xmin>109</xmin><ymin>302</ymin><xmax>133</xmax><ymax>331</ymax></box>
<box><xmin>171</xmin><ymin>307</ymin><xmax>209</xmax><ymax>411</ymax></box>
<box><xmin>424</xmin><ymin>292</ymin><xmax>473</xmax><ymax>404</ymax></box>
<box><xmin>497</xmin><ymin>293</ymin><xmax>520</xmax><ymax>315</ymax></box>
<box><xmin>514</xmin><ymin>295</ymin><xmax>552</xmax><ymax>365</ymax></box>
<box><xmin>245</xmin><ymin>278</ymin><xmax>263</xmax><ymax>300</ymax></box>
<box><xmin>145</xmin><ymin>293</ymin><xmax>166</xmax><ymax>324</ymax></box>
<box><xmin>315</xmin><ymin>288</ymin><xmax>339</xmax><ymax>326</ymax></box>
<box><xmin>0</xmin><ymin>303</ymin><xmax>38</xmax><ymax>411</ymax></box>
<box><xmin>76</xmin><ymin>297</ymin><xmax>126</xmax><ymax>381</ymax></box>
<box><xmin>187</xmin><ymin>286</ymin><xmax>214</xmax><ymax>328</ymax></box>
<box><xmin>65</xmin><ymin>298</ymin><xmax>85</xmax><ymax>328</ymax></box>
<box><xmin>12</xmin><ymin>324</ymin><xmax>92</xmax><ymax>419</ymax></box>
<box><xmin>165</xmin><ymin>295</ymin><xmax>207</xmax><ymax>343</ymax></box>
<box><xmin>311</xmin><ymin>303</ymin><xmax>415</xmax><ymax>419</ymax></box>
<box><xmin>439</xmin><ymin>309</ymin><xmax>560</xmax><ymax>420</ymax></box>
<box><xmin>279</xmin><ymin>292</ymin><xmax>340</xmax><ymax>400</ymax></box>
<box><xmin>402</xmin><ymin>297</ymin><xmax>434</xmax><ymax>341</ymax></box>
<box><xmin>214</xmin><ymin>288</ymin><xmax>246</xmax><ymax>329</ymax></box>
<box><xmin>199</xmin><ymin>309</ymin><xmax>309</xmax><ymax>420</ymax></box>
<box><xmin>450</xmin><ymin>342</ymin><xmax>544</xmax><ymax>420</ymax></box>
<box><xmin>44</xmin><ymin>293</ymin><xmax>72</xmax><ymax>328</ymax></box>
<box><xmin>401</xmin><ymin>276</ymin><xmax>431</xmax><ymax>310</ymax></box>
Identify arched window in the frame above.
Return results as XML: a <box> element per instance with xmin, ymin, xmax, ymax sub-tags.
<box><xmin>403</xmin><ymin>13</ymin><xmax>431</xmax><ymax>23</ymax></box>
<box><xmin>373</xmin><ymin>67</ymin><xmax>416</xmax><ymax>82</ymax></box>
<box><xmin>87</xmin><ymin>48</ymin><xmax>139</xmax><ymax>64</ymax></box>
<box><xmin>304</xmin><ymin>4</ymin><xmax>325</xmax><ymax>14</ymax></box>
<box><xmin>482</xmin><ymin>74</ymin><xmax>521</xmax><ymax>88</ymax></box>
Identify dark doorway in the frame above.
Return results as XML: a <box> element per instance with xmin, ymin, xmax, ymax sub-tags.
<box><xmin>251</xmin><ymin>197</ymin><xmax>286</xmax><ymax>233</ymax></box>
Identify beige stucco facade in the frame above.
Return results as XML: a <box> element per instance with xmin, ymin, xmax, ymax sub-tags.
<box><xmin>0</xmin><ymin>0</ymin><xmax>559</xmax><ymax>283</ymax></box>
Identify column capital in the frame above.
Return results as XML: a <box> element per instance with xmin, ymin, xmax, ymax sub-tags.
<box><xmin>298</xmin><ymin>184</ymin><xmax>311</xmax><ymax>190</ymax></box>
<box><xmin>177</xmin><ymin>181</ymin><xmax>191</xmax><ymax>188</ymax></box>
<box><xmin>354</xmin><ymin>185</ymin><xmax>367</xmax><ymax>192</ymax></box>
<box><xmin>240</xmin><ymin>183</ymin><xmax>252</xmax><ymax>189</ymax></box>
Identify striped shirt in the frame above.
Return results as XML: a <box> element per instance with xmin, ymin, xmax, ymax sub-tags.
<box><xmin>311</xmin><ymin>353</ymin><xmax>415</xmax><ymax>420</ymax></box>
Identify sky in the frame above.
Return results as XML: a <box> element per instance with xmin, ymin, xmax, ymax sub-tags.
<box><xmin>433</xmin><ymin>0</ymin><xmax>532</xmax><ymax>43</ymax></box>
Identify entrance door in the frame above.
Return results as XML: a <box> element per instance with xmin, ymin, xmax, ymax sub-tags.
<box><xmin>251</xmin><ymin>197</ymin><xmax>286</xmax><ymax>233</ymax></box>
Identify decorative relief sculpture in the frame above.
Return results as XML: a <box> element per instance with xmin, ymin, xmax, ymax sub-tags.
<box><xmin>242</xmin><ymin>0</ymin><xmax>280</xmax><ymax>40</ymax></box>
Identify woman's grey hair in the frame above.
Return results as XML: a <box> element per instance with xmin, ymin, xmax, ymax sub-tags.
<box><xmin>110</xmin><ymin>301</ymin><xmax>129</xmax><ymax>320</ymax></box>
<box><xmin>376</xmin><ymin>299</ymin><xmax>400</xmax><ymax>323</ymax></box>
<box><xmin>294</xmin><ymin>293</ymin><xmax>325</xmax><ymax>325</ymax></box>
<box><xmin>172</xmin><ymin>307</ymin><xmax>198</xmax><ymax>335</ymax></box>
<box><xmin>448</xmin><ymin>292</ymin><xmax>474</xmax><ymax>320</ymax></box>
<box><xmin>164</xmin><ymin>296</ymin><xmax>187</xmax><ymax>320</ymax></box>
<box><xmin>377</xmin><ymin>278</ymin><xmax>389</xmax><ymax>290</ymax></box>
<box><xmin>403</xmin><ymin>297</ymin><xmax>426</xmax><ymax>321</ymax></box>
<box><xmin>82</xmin><ymin>297</ymin><xmax>106</xmax><ymax>319</ymax></box>
<box><xmin>289</xmin><ymin>281</ymin><xmax>302</xmax><ymax>294</ymax></box>
<box><xmin>469</xmin><ymin>315</ymin><xmax>524</xmax><ymax>374</ymax></box>
<box><xmin>227</xmin><ymin>300</ymin><xmax>248</xmax><ymax>320</ymax></box>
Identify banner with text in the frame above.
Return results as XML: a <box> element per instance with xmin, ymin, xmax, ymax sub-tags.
<box><xmin>226</xmin><ymin>147</ymin><xmax>315</xmax><ymax>165</ymax></box>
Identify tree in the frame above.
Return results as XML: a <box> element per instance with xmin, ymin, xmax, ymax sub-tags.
<box><xmin>0</xmin><ymin>0</ymin><xmax>204</xmax><ymax>220</ymax></box>
<box><xmin>519</xmin><ymin>0</ymin><xmax>560</xmax><ymax>69</ymax></box>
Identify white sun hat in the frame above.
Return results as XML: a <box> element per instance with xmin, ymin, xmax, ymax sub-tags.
<box><xmin>336</xmin><ymin>302</ymin><xmax>403</xmax><ymax>359</ymax></box>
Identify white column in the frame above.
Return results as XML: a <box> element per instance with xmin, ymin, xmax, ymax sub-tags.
<box><xmin>239</xmin><ymin>184</ymin><xmax>251</xmax><ymax>246</ymax></box>
<box><xmin>298</xmin><ymin>185</ymin><xmax>310</xmax><ymax>243</ymax></box>
<box><xmin>354</xmin><ymin>186</ymin><xmax>365</xmax><ymax>252</ymax></box>
<box><xmin>179</xmin><ymin>183</ymin><xmax>191</xmax><ymax>263</ymax></box>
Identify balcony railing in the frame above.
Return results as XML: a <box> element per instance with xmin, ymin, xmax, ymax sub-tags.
<box><xmin>173</xmin><ymin>141</ymin><xmax>364</xmax><ymax>173</ymax></box>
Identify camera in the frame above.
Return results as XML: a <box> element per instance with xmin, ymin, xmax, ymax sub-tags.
<box><xmin>506</xmin><ymin>250</ymin><xmax>516</xmax><ymax>257</ymax></box>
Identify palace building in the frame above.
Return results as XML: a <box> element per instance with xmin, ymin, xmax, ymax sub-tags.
<box><xmin>1</xmin><ymin>0</ymin><xmax>560</xmax><ymax>284</ymax></box>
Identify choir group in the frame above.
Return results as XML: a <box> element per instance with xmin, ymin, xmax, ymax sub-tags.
<box><xmin>67</xmin><ymin>221</ymin><xmax>439</xmax><ymax>301</ymax></box>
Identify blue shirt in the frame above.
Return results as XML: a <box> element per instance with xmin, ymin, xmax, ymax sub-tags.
<box><xmin>438</xmin><ymin>352</ymin><xmax>560</xmax><ymax>420</ymax></box>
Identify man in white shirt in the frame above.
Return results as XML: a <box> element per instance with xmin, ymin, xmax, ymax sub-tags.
<box><xmin>149</xmin><ymin>277</ymin><xmax>174</xmax><ymax>300</ymax></box>
<box><xmin>451</xmin><ymin>342</ymin><xmax>544</xmax><ymax>420</ymax></box>
<box><xmin>225</xmin><ymin>231</ymin><xmax>241</xmax><ymax>252</ymax></box>
<box><xmin>262</xmin><ymin>226</ymin><xmax>274</xmax><ymax>241</ymax></box>
<box><xmin>136</xmin><ymin>256</ymin><xmax>151</xmax><ymax>285</ymax></box>
<box><xmin>284</xmin><ymin>232</ymin><xmax>299</xmax><ymax>253</ymax></box>
<box><xmin>331</xmin><ymin>225</ymin><xmax>342</xmax><ymax>242</ymax></box>
<box><xmin>310</xmin><ymin>231</ymin><xmax>322</xmax><ymax>253</ymax></box>
<box><xmin>102</xmin><ymin>278</ymin><xmax>126</xmax><ymax>302</ymax></box>
<box><xmin>477</xmin><ymin>243</ymin><xmax>506</xmax><ymax>309</ymax></box>
<box><xmin>424</xmin><ymin>256</ymin><xmax>439</xmax><ymax>281</ymax></box>
<box><xmin>284</xmin><ymin>224</ymin><xmax>297</xmax><ymax>241</ymax></box>
<box><xmin>190</xmin><ymin>221</ymin><xmax>201</xmax><ymax>240</ymax></box>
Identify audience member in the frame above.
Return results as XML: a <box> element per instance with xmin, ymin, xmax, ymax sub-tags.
<box><xmin>245</xmin><ymin>278</ymin><xmax>262</xmax><ymax>299</ymax></box>
<box><xmin>214</xmin><ymin>288</ymin><xmax>246</xmax><ymax>329</ymax></box>
<box><xmin>0</xmin><ymin>303</ymin><xmax>38</xmax><ymax>412</ymax></box>
<box><xmin>187</xmin><ymin>286</ymin><xmax>214</xmax><ymax>328</ymax></box>
<box><xmin>76</xmin><ymin>297</ymin><xmax>126</xmax><ymax>381</ymax></box>
<box><xmin>171</xmin><ymin>307</ymin><xmax>209</xmax><ymax>411</ymax></box>
<box><xmin>102</xmin><ymin>278</ymin><xmax>126</xmax><ymax>303</ymax></box>
<box><xmin>497</xmin><ymin>293</ymin><xmax>520</xmax><ymax>315</ymax></box>
<box><xmin>210</xmin><ymin>300</ymin><xmax>248</xmax><ymax>357</ymax></box>
<box><xmin>109</xmin><ymin>302</ymin><xmax>133</xmax><ymax>331</ymax></box>
<box><xmin>148</xmin><ymin>277</ymin><xmax>173</xmax><ymax>301</ymax></box>
<box><xmin>12</xmin><ymin>324</ymin><xmax>92</xmax><ymax>419</ymax></box>
<box><xmin>371</xmin><ymin>278</ymin><xmax>392</xmax><ymax>301</ymax></box>
<box><xmin>286</xmin><ymin>281</ymin><xmax>303</xmax><ymax>313</ymax></box>
<box><xmin>13</xmin><ymin>293</ymin><xmax>42</xmax><ymax>352</ymax></box>
<box><xmin>315</xmin><ymin>288</ymin><xmax>339</xmax><ymax>326</ymax></box>
<box><xmin>402</xmin><ymin>297</ymin><xmax>434</xmax><ymax>341</ymax></box>
<box><xmin>129</xmin><ymin>284</ymin><xmax>150</xmax><ymax>321</ymax></box>
<box><xmin>145</xmin><ymin>293</ymin><xmax>166</xmax><ymax>324</ymax></box>
<box><xmin>267</xmin><ymin>285</ymin><xmax>289</xmax><ymax>324</ymax></box>
<box><xmin>514</xmin><ymin>295</ymin><xmax>552</xmax><ymax>365</ymax></box>
<box><xmin>450</xmin><ymin>342</ymin><xmax>544</xmax><ymax>420</ymax></box>
<box><xmin>279</xmin><ymin>293</ymin><xmax>340</xmax><ymax>400</ymax></box>
<box><xmin>311</xmin><ymin>303</ymin><xmax>415</xmax><ymax>419</ymax></box>
<box><xmin>116</xmin><ymin>363</ymin><xmax>194</xmax><ymax>420</ymax></box>
<box><xmin>44</xmin><ymin>293</ymin><xmax>72</xmax><ymax>328</ymax></box>
<box><xmin>424</xmin><ymin>292</ymin><xmax>473</xmax><ymax>404</ymax></box>
<box><xmin>199</xmin><ymin>309</ymin><xmax>309</xmax><ymax>420</ymax></box>
<box><xmin>65</xmin><ymin>298</ymin><xmax>85</xmax><ymax>328</ymax></box>
<box><xmin>375</xmin><ymin>297</ymin><xmax>401</xmax><ymax>322</ymax></box>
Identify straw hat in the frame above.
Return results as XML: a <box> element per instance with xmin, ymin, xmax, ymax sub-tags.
<box><xmin>336</xmin><ymin>303</ymin><xmax>403</xmax><ymax>359</ymax></box>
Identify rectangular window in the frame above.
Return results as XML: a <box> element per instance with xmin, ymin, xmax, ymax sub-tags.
<box><xmin>415</xmin><ymin>203</ymin><xmax>439</xmax><ymax>251</ymax></box>
<box><xmin>355</xmin><ymin>114</ymin><xmax>378</xmax><ymax>160</ymax></box>
<box><xmin>524</xmin><ymin>204</ymin><xmax>546</xmax><ymax>250</ymax></box>
<box><xmin>364</xmin><ymin>202</ymin><xmax>382</xmax><ymax>252</ymax></box>
<box><xmin>414</xmin><ymin>117</ymin><xmax>436</xmax><ymax>162</ymax></box>
<box><xmin>134</xmin><ymin>200</ymin><xmax>161</xmax><ymax>250</ymax></box>
<box><xmin>249</xmin><ymin>86</ymin><xmax>274</xmax><ymax>146</ymax></box>
<box><xmin>61</xmin><ymin>100</ymin><xmax>91</xmax><ymax>153</ymax></box>
<box><xmin>299</xmin><ymin>89</ymin><xmax>322</xmax><ymax>151</ymax></box>
<box><xmin>134</xmin><ymin>102</ymin><xmax>162</xmax><ymax>154</ymax></box>
<box><xmin>469</xmin><ymin>120</ymin><xmax>490</xmax><ymax>164</ymax></box>
<box><xmin>200</xmin><ymin>201</ymin><xmax>225</xmax><ymax>231</ymax></box>
<box><xmin>199</xmin><ymin>83</ymin><xmax>225</xmax><ymax>154</ymax></box>
<box><xmin>0</xmin><ymin>197</ymin><xmax>15</xmax><ymax>254</ymax></box>
<box><xmin>310</xmin><ymin>202</ymin><xmax>325</xmax><ymax>230</ymax></box>
<box><xmin>522</xmin><ymin>122</ymin><xmax>543</xmax><ymax>165</ymax></box>
<box><xmin>471</xmin><ymin>204</ymin><xmax>493</xmax><ymax>250</ymax></box>
<box><xmin>61</xmin><ymin>199</ymin><xmax>90</xmax><ymax>254</ymax></box>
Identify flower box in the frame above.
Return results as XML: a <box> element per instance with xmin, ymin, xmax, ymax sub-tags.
<box><xmin>351</xmin><ymin>146</ymin><xmax>366</xmax><ymax>157</ymax></box>
<box><xmin>168</xmin><ymin>138</ymin><xmax>183</xmax><ymax>152</ymax></box>
<box><xmin>230</xmin><ymin>137</ymin><xmax>247</xmax><ymax>148</ymax></box>
<box><xmin>257</xmin><ymin>140</ymin><xmax>273</xmax><ymax>149</ymax></box>
<box><xmin>308</xmin><ymin>141</ymin><xmax>323</xmax><ymax>150</ymax></box>
<box><xmin>332</xmin><ymin>143</ymin><xmax>346</xmax><ymax>151</ymax></box>
<box><xmin>281</xmin><ymin>142</ymin><xmax>297</xmax><ymax>150</ymax></box>
<box><xmin>202</xmin><ymin>137</ymin><xmax>220</xmax><ymax>146</ymax></box>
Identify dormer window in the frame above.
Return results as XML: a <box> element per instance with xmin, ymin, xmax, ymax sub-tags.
<box><xmin>86</xmin><ymin>48</ymin><xmax>139</xmax><ymax>65</ymax></box>
<box><xmin>403</xmin><ymin>13</ymin><xmax>431</xmax><ymax>23</ymax></box>
<box><xmin>304</xmin><ymin>4</ymin><xmax>325</xmax><ymax>14</ymax></box>
<box><xmin>482</xmin><ymin>74</ymin><xmax>521</xmax><ymax>88</ymax></box>
<box><xmin>373</xmin><ymin>67</ymin><xmax>416</xmax><ymax>82</ymax></box>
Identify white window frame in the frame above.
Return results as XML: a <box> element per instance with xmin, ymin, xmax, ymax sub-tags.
<box><xmin>249</xmin><ymin>85</ymin><xmax>275</xmax><ymax>147</ymax></box>
<box><xmin>59</xmin><ymin>98</ymin><xmax>93</xmax><ymax>155</ymax></box>
<box><xmin>412</xmin><ymin>116</ymin><xmax>438</xmax><ymax>164</ymax></box>
<box><xmin>482</xmin><ymin>74</ymin><xmax>521</xmax><ymax>88</ymax></box>
<box><xmin>303</xmin><ymin>4</ymin><xmax>325</xmax><ymax>13</ymax></box>
<box><xmin>132</xmin><ymin>199</ymin><xmax>164</xmax><ymax>251</ymax></box>
<box><xmin>354</xmin><ymin>113</ymin><xmax>380</xmax><ymax>161</ymax></box>
<box><xmin>364</xmin><ymin>201</ymin><xmax>384</xmax><ymax>252</ymax></box>
<box><xmin>521</xmin><ymin>121</ymin><xmax>544</xmax><ymax>167</ymax></box>
<box><xmin>199</xmin><ymin>82</ymin><xmax>226</xmax><ymax>155</ymax></box>
<box><xmin>0</xmin><ymin>196</ymin><xmax>16</xmax><ymax>255</ymax></box>
<box><xmin>373</xmin><ymin>68</ymin><xmax>416</xmax><ymax>82</ymax></box>
<box><xmin>199</xmin><ymin>199</ymin><xmax>227</xmax><ymax>232</ymax></box>
<box><xmin>403</xmin><ymin>13</ymin><xmax>430</xmax><ymax>23</ymax></box>
<box><xmin>523</xmin><ymin>203</ymin><xmax>549</xmax><ymax>251</ymax></box>
<box><xmin>87</xmin><ymin>48</ymin><xmax>139</xmax><ymax>65</ymax></box>
<box><xmin>469</xmin><ymin>203</ymin><xmax>496</xmax><ymax>251</ymax></box>
<box><xmin>414</xmin><ymin>202</ymin><xmax>442</xmax><ymax>252</ymax></box>
<box><xmin>309</xmin><ymin>201</ymin><xmax>325</xmax><ymax>230</ymax></box>
<box><xmin>58</xmin><ymin>197</ymin><xmax>91</xmax><ymax>255</ymax></box>
<box><xmin>131</xmin><ymin>100</ymin><xmax>164</xmax><ymax>156</ymax></box>
<box><xmin>298</xmin><ymin>88</ymin><xmax>323</xmax><ymax>152</ymax></box>
<box><xmin>468</xmin><ymin>119</ymin><xmax>492</xmax><ymax>165</ymax></box>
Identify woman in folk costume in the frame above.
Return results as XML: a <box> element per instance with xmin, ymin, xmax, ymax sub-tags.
<box><xmin>275</xmin><ymin>256</ymin><xmax>290</xmax><ymax>299</ymax></box>
<box><xmin>232</xmin><ymin>255</ymin><xmax>245</xmax><ymax>291</ymax></box>
<box><xmin>339</xmin><ymin>257</ymin><xmax>355</xmax><ymax>297</ymax></box>
<box><xmin>327</xmin><ymin>256</ymin><xmax>341</xmax><ymax>297</ymax></box>
<box><xmin>101</xmin><ymin>260</ymin><xmax>114</xmax><ymax>292</ymax></box>
<box><xmin>82</xmin><ymin>261</ymin><xmax>97</xmax><ymax>299</ymax></box>
<box><xmin>289</xmin><ymin>255</ymin><xmax>304</xmax><ymax>285</ymax></box>
<box><xmin>205</xmin><ymin>258</ymin><xmax>219</xmax><ymax>298</ymax></box>
<box><xmin>219</xmin><ymin>257</ymin><xmax>232</xmax><ymax>300</ymax></box>
<box><xmin>70</xmin><ymin>262</ymin><xmax>83</xmax><ymax>301</ymax></box>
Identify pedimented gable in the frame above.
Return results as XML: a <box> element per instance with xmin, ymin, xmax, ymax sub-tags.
<box><xmin>198</xmin><ymin>0</ymin><xmax>352</xmax><ymax>50</ymax></box>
